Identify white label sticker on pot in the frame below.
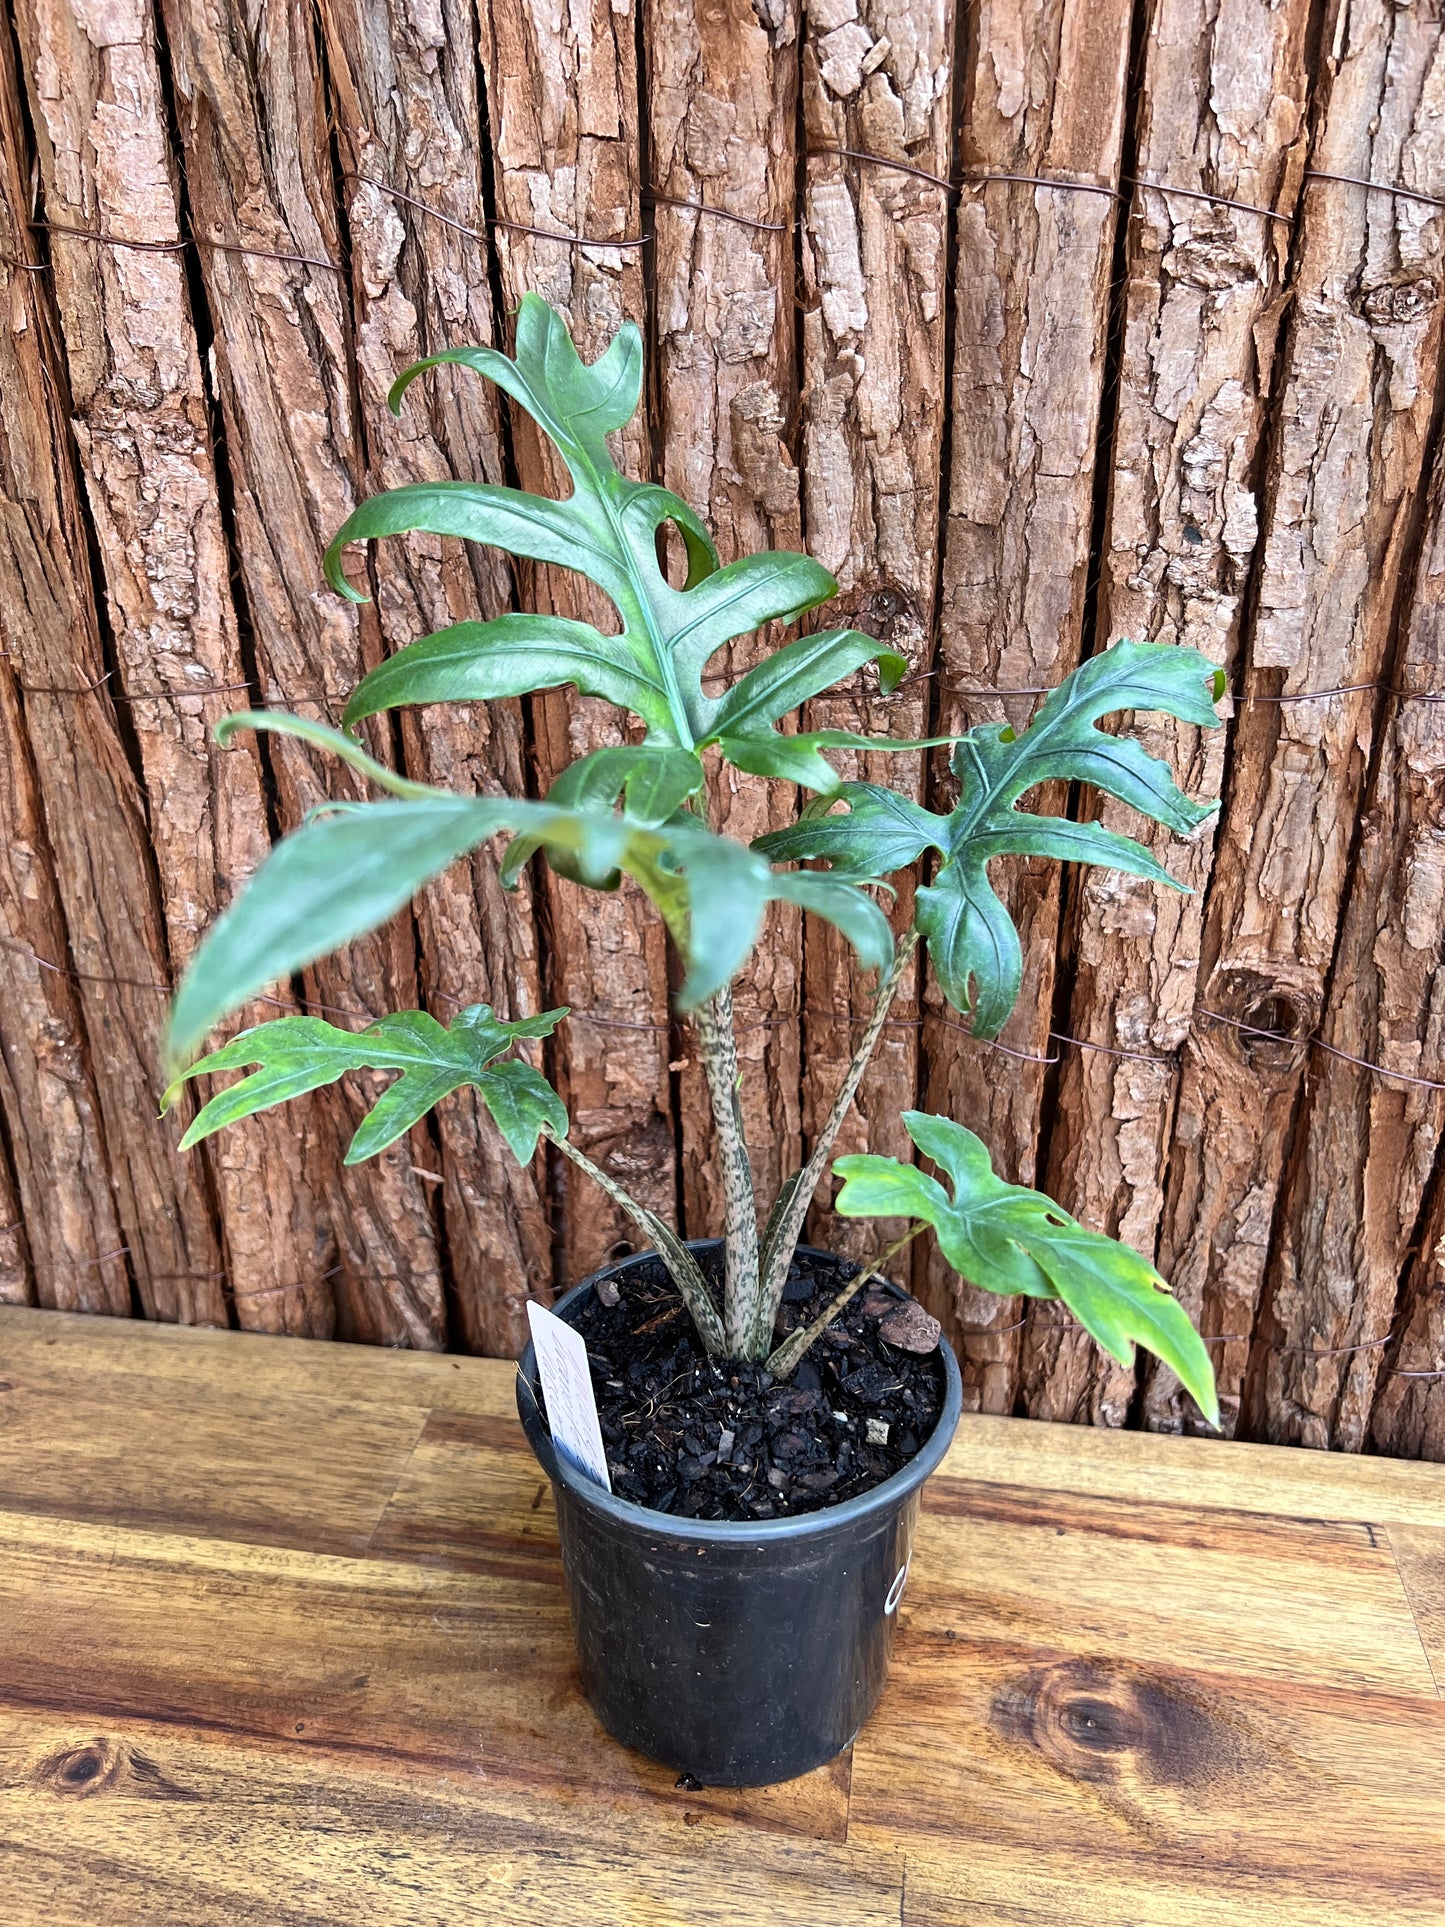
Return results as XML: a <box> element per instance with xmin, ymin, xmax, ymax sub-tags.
<box><xmin>527</xmin><ymin>1300</ymin><xmax>612</xmax><ymax>1492</ymax></box>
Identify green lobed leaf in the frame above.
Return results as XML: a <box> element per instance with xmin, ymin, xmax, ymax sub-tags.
<box><xmin>163</xmin><ymin>778</ymin><xmax>637</xmax><ymax>1071</ymax></box>
<box><xmin>834</xmin><ymin>1111</ymin><xmax>1219</xmax><ymax>1426</ymax></box>
<box><xmin>342</xmin><ymin>615</ymin><xmax>677</xmax><ymax>738</ymax></box>
<box><xmin>325</xmin><ymin>295</ymin><xmax>893</xmax><ymax>788</ymax></box>
<box><xmin>389</xmin><ymin>302</ymin><xmax>645</xmax><ymax>469</ymax></box>
<box><xmin>164</xmin><ymin>713</ymin><xmax>893</xmax><ymax>1069</ymax></box>
<box><xmin>166</xmin><ymin>793</ymin><xmax>522</xmax><ymax>1073</ymax></box>
<box><xmin>475</xmin><ymin>1056</ymin><xmax>570</xmax><ymax>1165</ymax></box>
<box><xmin>164</xmin><ymin>1004</ymin><xmax>568</xmax><ymax>1166</ymax></box>
<box><xmin>760</xmin><ymin>640</ymin><xmax>1223</xmax><ymax>1036</ymax></box>
<box><xmin>658</xmin><ymin>825</ymin><xmax>773</xmax><ymax>1009</ymax></box>
<box><xmin>766</xmin><ymin>872</ymin><xmax>895</xmax><ymax>978</ymax></box>
<box><xmin>703</xmin><ymin>628</ymin><xmax>905</xmax><ymax>739</ymax></box>
<box><xmin>497</xmin><ymin>746</ymin><xmax>704</xmax><ymax>893</ymax></box>
<box><xmin>542</xmin><ymin>745</ymin><xmax>705</xmax><ymax>825</ymax></box>
<box><xmin>325</xmin><ymin>482</ymin><xmax>620</xmax><ymax>606</ymax></box>
<box><xmin>717</xmin><ymin>733</ymin><xmax>855</xmax><ymax>794</ymax></box>
<box><xmin>755</xmin><ymin>783</ymin><xmax>941</xmax><ymax>873</ymax></box>
<box><xmin>215</xmin><ymin>711</ymin><xmax>439</xmax><ymax>801</ymax></box>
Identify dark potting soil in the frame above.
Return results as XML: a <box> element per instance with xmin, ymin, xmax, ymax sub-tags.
<box><xmin>540</xmin><ymin>1247</ymin><xmax>946</xmax><ymax>1522</ymax></box>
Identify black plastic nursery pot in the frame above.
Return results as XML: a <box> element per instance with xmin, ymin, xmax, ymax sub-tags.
<box><xmin>517</xmin><ymin>1241</ymin><xmax>964</xmax><ymax>1787</ymax></box>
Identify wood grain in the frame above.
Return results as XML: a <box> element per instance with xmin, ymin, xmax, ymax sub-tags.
<box><xmin>3</xmin><ymin>1303</ymin><xmax>1444</xmax><ymax>1923</ymax></box>
<box><xmin>319</xmin><ymin>0</ymin><xmax>555</xmax><ymax>1353</ymax></box>
<box><xmin>1041</xmin><ymin>0</ymin><xmax>1312</xmax><ymax>1432</ymax></box>
<box><xmin>1160</xmin><ymin>0</ymin><xmax>1445</xmax><ymax>1441</ymax></box>
<box><xmin>852</xmin><ymin>1649</ymin><xmax>1445</xmax><ymax>1915</ymax></box>
<box><xmin>647</xmin><ymin>0</ymin><xmax>804</xmax><ymax>1233</ymax></box>
<box><xmin>0</xmin><ymin>1708</ymin><xmax>894</xmax><ymax>1927</ymax></box>
<box><xmin>919</xmin><ymin>0</ymin><xmax>1134</xmax><ymax>1398</ymax></box>
<box><xmin>798</xmin><ymin>0</ymin><xmax>954</xmax><ymax>1267</ymax></box>
<box><xmin>477</xmin><ymin>0</ymin><xmax>678</xmax><ymax>1284</ymax></box>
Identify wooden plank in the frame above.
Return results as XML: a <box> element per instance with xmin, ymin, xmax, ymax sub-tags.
<box><xmin>366</xmin><ymin>1407</ymin><xmax>570</xmax><ymax>1573</ymax></box>
<box><xmin>919</xmin><ymin>0</ymin><xmax>1134</xmax><ymax>1394</ymax></box>
<box><xmin>1389</xmin><ymin>1523</ymin><xmax>1445</xmax><ymax>1696</ymax></box>
<box><xmin>157</xmin><ymin>0</ymin><xmax>447</xmax><ymax>1346</ymax></box>
<box><xmin>318</xmin><ymin>0</ymin><xmax>555</xmax><ymax>1355</ymax></box>
<box><xmin>871</xmin><ymin>1431</ymin><xmax>1445</xmax><ymax>1922</ymax></box>
<box><xmin>476</xmin><ymin>0</ymin><xmax>678</xmax><ymax>1285</ymax></box>
<box><xmin>1039</xmin><ymin>0</ymin><xmax>1313</xmax><ymax>1430</ymax></box>
<box><xmin>1158</xmin><ymin>0</ymin><xmax>1445</xmax><ymax>1443</ymax></box>
<box><xmin>851</xmin><ymin>1643</ymin><xmax>1445</xmax><ymax>1919</ymax></box>
<box><xmin>797</xmin><ymin>0</ymin><xmax>954</xmax><ymax>1267</ymax></box>
<box><xmin>895</xmin><ymin>1842</ymin><xmax>1445</xmax><ymax>1927</ymax></box>
<box><xmin>0</xmin><ymin>1390</ymin><xmax>426</xmax><ymax>1556</ymax></box>
<box><xmin>912</xmin><ymin>1470</ymin><xmax>1436</xmax><ymax>1695</ymax></box>
<box><xmin>10</xmin><ymin>0</ymin><xmax>328</xmax><ymax>1326</ymax></box>
<box><xmin>0</xmin><ymin>1505</ymin><xmax>851</xmax><ymax>1842</ymax></box>
<box><xmin>938</xmin><ymin>1406</ymin><xmax>1445</xmax><ymax>1529</ymax></box>
<box><xmin>6</xmin><ymin>1306</ymin><xmax>1445</xmax><ymax>1916</ymax></box>
<box><xmin>646</xmin><ymin>0</ymin><xmax>804</xmax><ymax>1232</ymax></box>
<box><xmin>0</xmin><ymin>26</ymin><xmax>225</xmax><ymax>1321</ymax></box>
<box><xmin>0</xmin><ymin>1303</ymin><xmax>513</xmax><ymax>1421</ymax></box>
<box><xmin>0</xmin><ymin>1708</ymin><xmax>897</xmax><ymax>1927</ymax></box>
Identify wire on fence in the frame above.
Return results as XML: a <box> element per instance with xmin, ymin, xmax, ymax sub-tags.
<box><xmin>10</xmin><ymin>144</ymin><xmax>1440</xmax><ymax>296</ymax></box>
<box><xmin>12</xmin><ymin>895</ymin><xmax>1445</xmax><ymax>1096</ymax></box>
<box><xmin>27</xmin><ymin>215</ymin><xmax>341</xmax><ymax>276</ymax></box>
<box><xmin>22</xmin><ymin>658</ymin><xmax>1445</xmax><ymax>720</ymax></box>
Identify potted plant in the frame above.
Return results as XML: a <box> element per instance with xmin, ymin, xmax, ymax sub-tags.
<box><xmin>163</xmin><ymin>295</ymin><xmax>1221</xmax><ymax>1787</ymax></box>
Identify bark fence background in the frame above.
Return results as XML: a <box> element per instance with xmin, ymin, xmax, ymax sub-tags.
<box><xmin>1</xmin><ymin>0</ymin><xmax>1443</xmax><ymax>1458</ymax></box>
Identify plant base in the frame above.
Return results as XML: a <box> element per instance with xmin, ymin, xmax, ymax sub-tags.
<box><xmin>517</xmin><ymin>1243</ymin><xmax>964</xmax><ymax>1786</ymax></box>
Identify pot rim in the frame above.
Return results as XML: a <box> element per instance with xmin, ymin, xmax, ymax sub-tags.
<box><xmin>517</xmin><ymin>1239</ymin><xmax>964</xmax><ymax>1545</ymax></box>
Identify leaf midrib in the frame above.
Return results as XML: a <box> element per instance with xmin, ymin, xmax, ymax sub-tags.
<box><xmin>527</xmin><ymin>378</ymin><xmax>698</xmax><ymax>752</ymax></box>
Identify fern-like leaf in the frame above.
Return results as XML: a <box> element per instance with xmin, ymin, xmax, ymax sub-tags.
<box><xmin>757</xmin><ymin>641</ymin><xmax>1225</xmax><ymax>1035</ymax></box>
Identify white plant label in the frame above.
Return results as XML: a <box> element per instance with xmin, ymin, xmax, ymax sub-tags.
<box><xmin>527</xmin><ymin>1300</ymin><xmax>612</xmax><ymax>1492</ymax></box>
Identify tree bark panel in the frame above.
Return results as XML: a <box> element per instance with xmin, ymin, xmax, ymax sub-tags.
<box><xmin>1158</xmin><ymin>0</ymin><xmax>1445</xmax><ymax>1440</ymax></box>
<box><xmin>647</xmin><ymin>0</ymin><xmax>804</xmax><ymax>1234</ymax></box>
<box><xmin>1371</xmin><ymin>1172</ymin><xmax>1445</xmax><ymax>1463</ymax></box>
<box><xmin>478</xmin><ymin>0</ymin><xmax>678</xmax><ymax>1286</ymax></box>
<box><xmin>0</xmin><ymin>13</ymin><xmax>233</xmax><ymax>1327</ymax></box>
<box><xmin>159</xmin><ymin>0</ymin><xmax>454</xmax><ymax>1348</ymax></box>
<box><xmin>1031</xmin><ymin>0</ymin><xmax>1313</xmax><ymax>1429</ymax></box>
<box><xmin>1246</xmin><ymin>446</ymin><xmax>1445</xmax><ymax>1451</ymax></box>
<box><xmin>920</xmin><ymin>0</ymin><xmax>1134</xmax><ymax>1407</ymax></box>
<box><xmin>798</xmin><ymin>0</ymin><xmax>953</xmax><ymax>1266</ymax></box>
<box><xmin>0</xmin><ymin>653</ymin><xmax>126</xmax><ymax>1314</ymax></box>
<box><xmin>320</xmin><ymin>0</ymin><xmax>556</xmax><ymax>1350</ymax></box>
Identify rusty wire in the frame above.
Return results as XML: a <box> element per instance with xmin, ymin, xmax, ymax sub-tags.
<box><xmin>16</xmin><ymin>143</ymin><xmax>1436</xmax><ymax>293</ymax></box>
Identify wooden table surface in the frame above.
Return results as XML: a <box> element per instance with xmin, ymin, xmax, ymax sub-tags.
<box><xmin>1</xmin><ymin>1307</ymin><xmax>1442</xmax><ymax>1925</ymax></box>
